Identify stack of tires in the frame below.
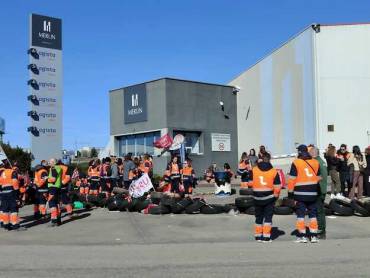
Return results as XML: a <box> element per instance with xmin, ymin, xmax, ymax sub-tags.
<box><xmin>236</xmin><ymin>189</ymin><xmax>294</xmax><ymax>215</ymax></box>
<box><xmin>147</xmin><ymin>193</ymin><xmax>234</xmax><ymax>215</ymax></box>
<box><xmin>328</xmin><ymin>198</ymin><xmax>370</xmax><ymax>217</ymax></box>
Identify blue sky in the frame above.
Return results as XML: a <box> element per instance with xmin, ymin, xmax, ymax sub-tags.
<box><xmin>1</xmin><ymin>0</ymin><xmax>370</xmax><ymax>150</ymax></box>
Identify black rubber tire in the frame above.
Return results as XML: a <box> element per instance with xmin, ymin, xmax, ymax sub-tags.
<box><xmin>86</xmin><ymin>195</ymin><xmax>98</xmax><ymax>205</ymax></box>
<box><xmin>200</xmin><ymin>204</ymin><xmax>225</xmax><ymax>214</ymax></box>
<box><xmin>351</xmin><ymin>199</ymin><xmax>370</xmax><ymax>217</ymax></box>
<box><xmin>239</xmin><ymin>188</ymin><xmax>253</xmax><ymax>196</ymax></box>
<box><xmin>134</xmin><ymin>199</ymin><xmax>151</xmax><ymax>212</ymax></box>
<box><xmin>324</xmin><ymin>203</ymin><xmax>333</xmax><ymax>216</ymax></box>
<box><xmin>329</xmin><ymin>199</ymin><xmax>354</xmax><ymax>216</ymax></box>
<box><xmin>235</xmin><ymin>196</ymin><xmax>254</xmax><ymax>209</ymax></box>
<box><xmin>77</xmin><ymin>194</ymin><xmax>87</xmax><ymax>203</ymax></box>
<box><xmin>171</xmin><ymin>198</ymin><xmax>193</xmax><ymax>214</ymax></box>
<box><xmin>185</xmin><ymin>199</ymin><xmax>207</xmax><ymax>214</ymax></box>
<box><xmin>148</xmin><ymin>205</ymin><xmax>171</xmax><ymax>215</ymax></box>
<box><xmin>245</xmin><ymin>206</ymin><xmax>255</xmax><ymax>215</ymax></box>
<box><xmin>107</xmin><ymin>199</ymin><xmax>119</xmax><ymax>211</ymax></box>
<box><xmin>160</xmin><ymin>196</ymin><xmax>176</xmax><ymax>206</ymax></box>
<box><xmin>274</xmin><ymin>206</ymin><xmax>293</xmax><ymax>215</ymax></box>
<box><xmin>97</xmin><ymin>193</ymin><xmax>107</xmax><ymax>207</ymax></box>
<box><xmin>282</xmin><ymin>197</ymin><xmax>296</xmax><ymax>209</ymax></box>
<box><xmin>150</xmin><ymin>192</ymin><xmax>163</xmax><ymax>199</ymax></box>
<box><xmin>112</xmin><ymin>187</ymin><xmax>129</xmax><ymax>195</ymax></box>
<box><xmin>223</xmin><ymin>204</ymin><xmax>237</xmax><ymax>213</ymax></box>
<box><xmin>335</xmin><ymin>198</ymin><xmax>352</xmax><ymax>207</ymax></box>
<box><xmin>361</xmin><ymin>200</ymin><xmax>370</xmax><ymax>212</ymax></box>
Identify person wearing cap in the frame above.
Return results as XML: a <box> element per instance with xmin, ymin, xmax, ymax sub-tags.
<box><xmin>309</xmin><ymin>146</ymin><xmax>328</xmax><ymax>239</ymax></box>
<box><xmin>288</xmin><ymin>144</ymin><xmax>321</xmax><ymax>243</ymax></box>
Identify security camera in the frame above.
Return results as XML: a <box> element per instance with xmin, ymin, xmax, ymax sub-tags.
<box><xmin>28</xmin><ymin>64</ymin><xmax>39</xmax><ymax>75</ymax></box>
<box><xmin>311</xmin><ymin>24</ymin><xmax>320</xmax><ymax>33</ymax></box>
<box><xmin>232</xmin><ymin>86</ymin><xmax>241</xmax><ymax>95</ymax></box>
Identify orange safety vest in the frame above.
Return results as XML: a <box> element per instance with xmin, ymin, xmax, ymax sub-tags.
<box><xmin>34</xmin><ymin>168</ymin><xmax>48</xmax><ymax>188</ymax></box>
<box><xmin>288</xmin><ymin>158</ymin><xmax>320</xmax><ymax>202</ymax></box>
<box><xmin>181</xmin><ymin>166</ymin><xmax>193</xmax><ymax>177</ymax></box>
<box><xmin>88</xmin><ymin>166</ymin><xmax>100</xmax><ymax>180</ymax></box>
<box><xmin>60</xmin><ymin>165</ymin><xmax>71</xmax><ymax>186</ymax></box>
<box><xmin>250</xmin><ymin>167</ymin><xmax>280</xmax><ymax>204</ymax></box>
<box><xmin>170</xmin><ymin>163</ymin><xmax>180</xmax><ymax>178</ymax></box>
<box><xmin>0</xmin><ymin>169</ymin><xmax>19</xmax><ymax>190</ymax></box>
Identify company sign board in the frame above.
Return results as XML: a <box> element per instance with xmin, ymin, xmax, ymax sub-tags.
<box><xmin>124</xmin><ymin>84</ymin><xmax>147</xmax><ymax>124</ymax></box>
<box><xmin>211</xmin><ymin>133</ymin><xmax>231</xmax><ymax>152</ymax></box>
<box><xmin>28</xmin><ymin>14</ymin><xmax>62</xmax><ymax>166</ymax></box>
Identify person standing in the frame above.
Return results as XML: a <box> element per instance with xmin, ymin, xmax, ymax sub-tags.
<box><xmin>324</xmin><ymin>146</ymin><xmax>341</xmax><ymax>198</ymax></box>
<box><xmin>348</xmin><ymin>146</ymin><xmax>367</xmax><ymax>199</ymax></box>
<box><xmin>364</xmin><ymin>147</ymin><xmax>370</xmax><ymax>196</ymax></box>
<box><xmin>110</xmin><ymin>157</ymin><xmax>119</xmax><ymax>190</ymax></box>
<box><xmin>123</xmin><ymin>153</ymin><xmax>135</xmax><ymax>189</ymax></box>
<box><xmin>336</xmin><ymin>144</ymin><xmax>351</xmax><ymax>197</ymax></box>
<box><xmin>249</xmin><ymin>149</ymin><xmax>258</xmax><ymax>167</ymax></box>
<box><xmin>309</xmin><ymin>146</ymin><xmax>328</xmax><ymax>239</ymax></box>
<box><xmin>237</xmin><ymin>152</ymin><xmax>251</xmax><ymax>188</ymax></box>
<box><xmin>167</xmin><ymin>156</ymin><xmax>182</xmax><ymax>194</ymax></box>
<box><xmin>180</xmin><ymin>159</ymin><xmax>196</xmax><ymax>197</ymax></box>
<box><xmin>288</xmin><ymin>145</ymin><xmax>321</xmax><ymax>243</ymax></box>
<box><xmin>33</xmin><ymin>160</ymin><xmax>49</xmax><ymax>219</ymax></box>
<box><xmin>47</xmin><ymin>158</ymin><xmax>62</xmax><ymax>227</ymax></box>
<box><xmin>57</xmin><ymin>160</ymin><xmax>73</xmax><ymax>219</ymax></box>
<box><xmin>247</xmin><ymin>153</ymin><xmax>281</xmax><ymax>242</ymax></box>
<box><xmin>0</xmin><ymin>161</ymin><xmax>25</xmax><ymax>230</ymax></box>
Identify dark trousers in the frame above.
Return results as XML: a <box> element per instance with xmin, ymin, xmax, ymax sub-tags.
<box><xmin>296</xmin><ymin>201</ymin><xmax>318</xmax><ymax>237</ymax></box>
<box><xmin>363</xmin><ymin>173</ymin><xmax>370</xmax><ymax>197</ymax></box>
<box><xmin>316</xmin><ymin>198</ymin><xmax>326</xmax><ymax>233</ymax></box>
<box><xmin>254</xmin><ymin>202</ymin><xmax>274</xmax><ymax>239</ymax></box>
<box><xmin>339</xmin><ymin>171</ymin><xmax>351</xmax><ymax>196</ymax></box>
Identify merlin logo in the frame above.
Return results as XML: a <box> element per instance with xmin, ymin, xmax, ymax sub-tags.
<box><xmin>132</xmin><ymin>94</ymin><xmax>139</xmax><ymax>107</ymax></box>
<box><xmin>43</xmin><ymin>20</ymin><xmax>51</xmax><ymax>32</ymax></box>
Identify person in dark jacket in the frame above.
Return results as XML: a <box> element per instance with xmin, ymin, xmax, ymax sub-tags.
<box><xmin>364</xmin><ymin>147</ymin><xmax>370</xmax><ymax>196</ymax></box>
<box><xmin>336</xmin><ymin>144</ymin><xmax>351</xmax><ymax>197</ymax></box>
<box><xmin>324</xmin><ymin>146</ymin><xmax>342</xmax><ymax>198</ymax></box>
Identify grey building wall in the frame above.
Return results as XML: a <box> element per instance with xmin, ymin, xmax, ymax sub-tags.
<box><xmin>165</xmin><ymin>79</ymin><xmax>238</xmax><ymax>175</ymax></box>
<box><xmin>109</xmin><ymin>78</ymin><xmax>238</xmax><ymax>177</ymax></box>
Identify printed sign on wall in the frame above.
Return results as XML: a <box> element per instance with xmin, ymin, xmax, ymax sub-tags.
<box><xmin>211</xmin><ymin>133</ymin><xmax>231</xmax><ymax>152</ymax></box>
<box><xmin>28</xmin><ymin>14</ymin><xmax>63</xmax><ymax>166</ymax></box>
<box><xmin>124</xmin><ymin>83</ymin><xmax>148</xmax><ymax>124</ymax></box>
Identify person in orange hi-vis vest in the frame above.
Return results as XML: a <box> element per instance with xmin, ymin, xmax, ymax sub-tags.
<box><xmin>88</xmin><ymin>160</ymin><xmax>101</xmax><ymax>195</ymax></box>
<box><xmin>237</xmin><ymin>152</ymin><xmax>251</xmax><ymax>188</ymax></box>
<box><xmin>0</xmin><ymin>161</ymin><xmax>26</xmax><ymax>231</ymax></box>
<box><xmin>167</xmin><ymin>156</ymin><xmax>182</xmax><ymax>193</ymax></box>
<box><xmin>33</xmin><ymin>160</ymin><xmax>49</xmax><ymax>219</ymax></box>
<box><xmin>288</xmin><ymin>145</ymin><xmax>322</xmax><ymax>244</ymax></box>
<box><xmin>57</xmin><ymin>160</ymin><xmax>73</xmax><ymax>219</ymax></box>
<box><xmin>180</xmin><ymin>159</ymin><xmax>196</xmax><ymax>197</ymax></box>
<box><xmin>247</xmin><ymin>153</ymin><xmax>281</xmax><ymax>242</ymax></box>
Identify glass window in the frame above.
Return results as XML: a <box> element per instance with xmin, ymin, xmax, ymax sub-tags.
<box><xmin>117</xmin><ymin>131</ymin><xmax>161</xmax><ymax>157</ymax></box>
<box><xmin>173</xmin><ymin>131</ymin><xmax>201</xmax><ymax>154</ymax></box>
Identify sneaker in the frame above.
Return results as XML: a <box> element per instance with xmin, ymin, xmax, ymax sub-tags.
<box><xmin>295</xmin><ymin>237</ymin><xmax>308</xmax><ymax>243</ymax></box>
<box><xmin>255</xmin><ymin>236</ymin><xmax>263</xmax><ymax>242</ymax></box>
<box><xmin>310</xmin><ymin>236</ymin><xmax>319</xmax><ymax>243</ymax></box>
<box><xmin>330</xmin><ymin>194</ymin><xmax>335</xmax><ymax>199</ymax></box>
<box><xmin>263</xmin><ymin>238</ymin><xmax>272</xmax><ymax>243</ymax></box>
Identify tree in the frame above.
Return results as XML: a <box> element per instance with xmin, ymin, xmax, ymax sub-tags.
<box><xmin>90</xmin><ymin>147</ymin><xmax>98</xmax><ymax>158</ymax></box>
<box><xmin>1</xmin><ymin>142</ymin><xmax>32</xmax><ymax>173</ymax></box>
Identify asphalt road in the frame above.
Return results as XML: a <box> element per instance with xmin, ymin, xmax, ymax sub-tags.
<box><xmin>1</xmin><ymin>203</ymin><xmax>370</xmax><ymax>278</ymax></box>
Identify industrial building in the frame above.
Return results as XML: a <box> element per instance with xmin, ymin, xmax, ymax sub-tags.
<box><xmin>109</xmin><ymin>78</ymin><xmax>238</xmax><ymax>174</ymax></box>
<box><xmin>230</xmin><ymin>23</ymin><xmax>370</xmax><ymax>159</ymax></box>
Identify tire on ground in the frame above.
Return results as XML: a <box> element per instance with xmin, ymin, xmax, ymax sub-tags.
<box><xmin>200</xmin><ymin>204</ymin><xmax>225</xmax><ymax>214</ymax></box>
<box><xmin>274</xmin><ymin>206</ymin><xmax>293</xmax><ymax>215</ymax></box>
<box><xmin>148</xmin><ymin>205</ymin><xmax>171</xmax><ymax>215</ymax></box>
<box><xmin>282</xmin><ymin>197</ymin><xmax>296</xmax><ymax>209</ymax></box>
<box><xmin>171</xmin><ymin>198</ymin><xmax>193</xmax><ymax>214</ymax></box>
<box><xmin>329</xmin><ymin>199</ymin><xmax>354</xmax><ymax>216</ymax></box>
<box><xmin>351</xmin><ymin>199</ymin><xmax>370</xmax><ymax>217</ymax></box>
<box><xmin>185</xmin><ymin>199</ymin><xmax>207</xmax><ymax>214</ymax></box>
<box><xmin>235</xmin><ymin>196</ymin><xmax>254</xmax><ymax>209</ymax></box>
<box><xmin>239</xmin><ymin>188</ymin><xmax>253</xmax><ymax>196</ymax></box>
<box><xmin>245</xmin><ymin>206</ymin><xmax>255</xmax><ymax>215</ymax></box>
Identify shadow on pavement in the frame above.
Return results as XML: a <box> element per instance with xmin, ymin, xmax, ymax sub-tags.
<box><xmin>271</xmin><ymin>227</ymin><xmax>285</xmax><ymax>240</ymax></box>
<box><xmin>61</xmin><ymin>213</ymin><xmax>91</xmax><ymax>226</ymax></box>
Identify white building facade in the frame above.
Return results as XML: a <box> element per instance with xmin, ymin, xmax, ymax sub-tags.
<box><xmin>230</xmin><ymin>23</ymin><xmax>370</xmax><ymax>158</ymax></box>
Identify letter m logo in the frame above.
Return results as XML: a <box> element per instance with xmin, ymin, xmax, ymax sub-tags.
<box><xmin>132</xmin><ymin>94</ymin><xmax>139</xmax><ymax>107</ymax></box>
<box><xmin>43</xmin><ymin>20</ymin><xmax>51</xmax><ymax>32</ymax></box>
